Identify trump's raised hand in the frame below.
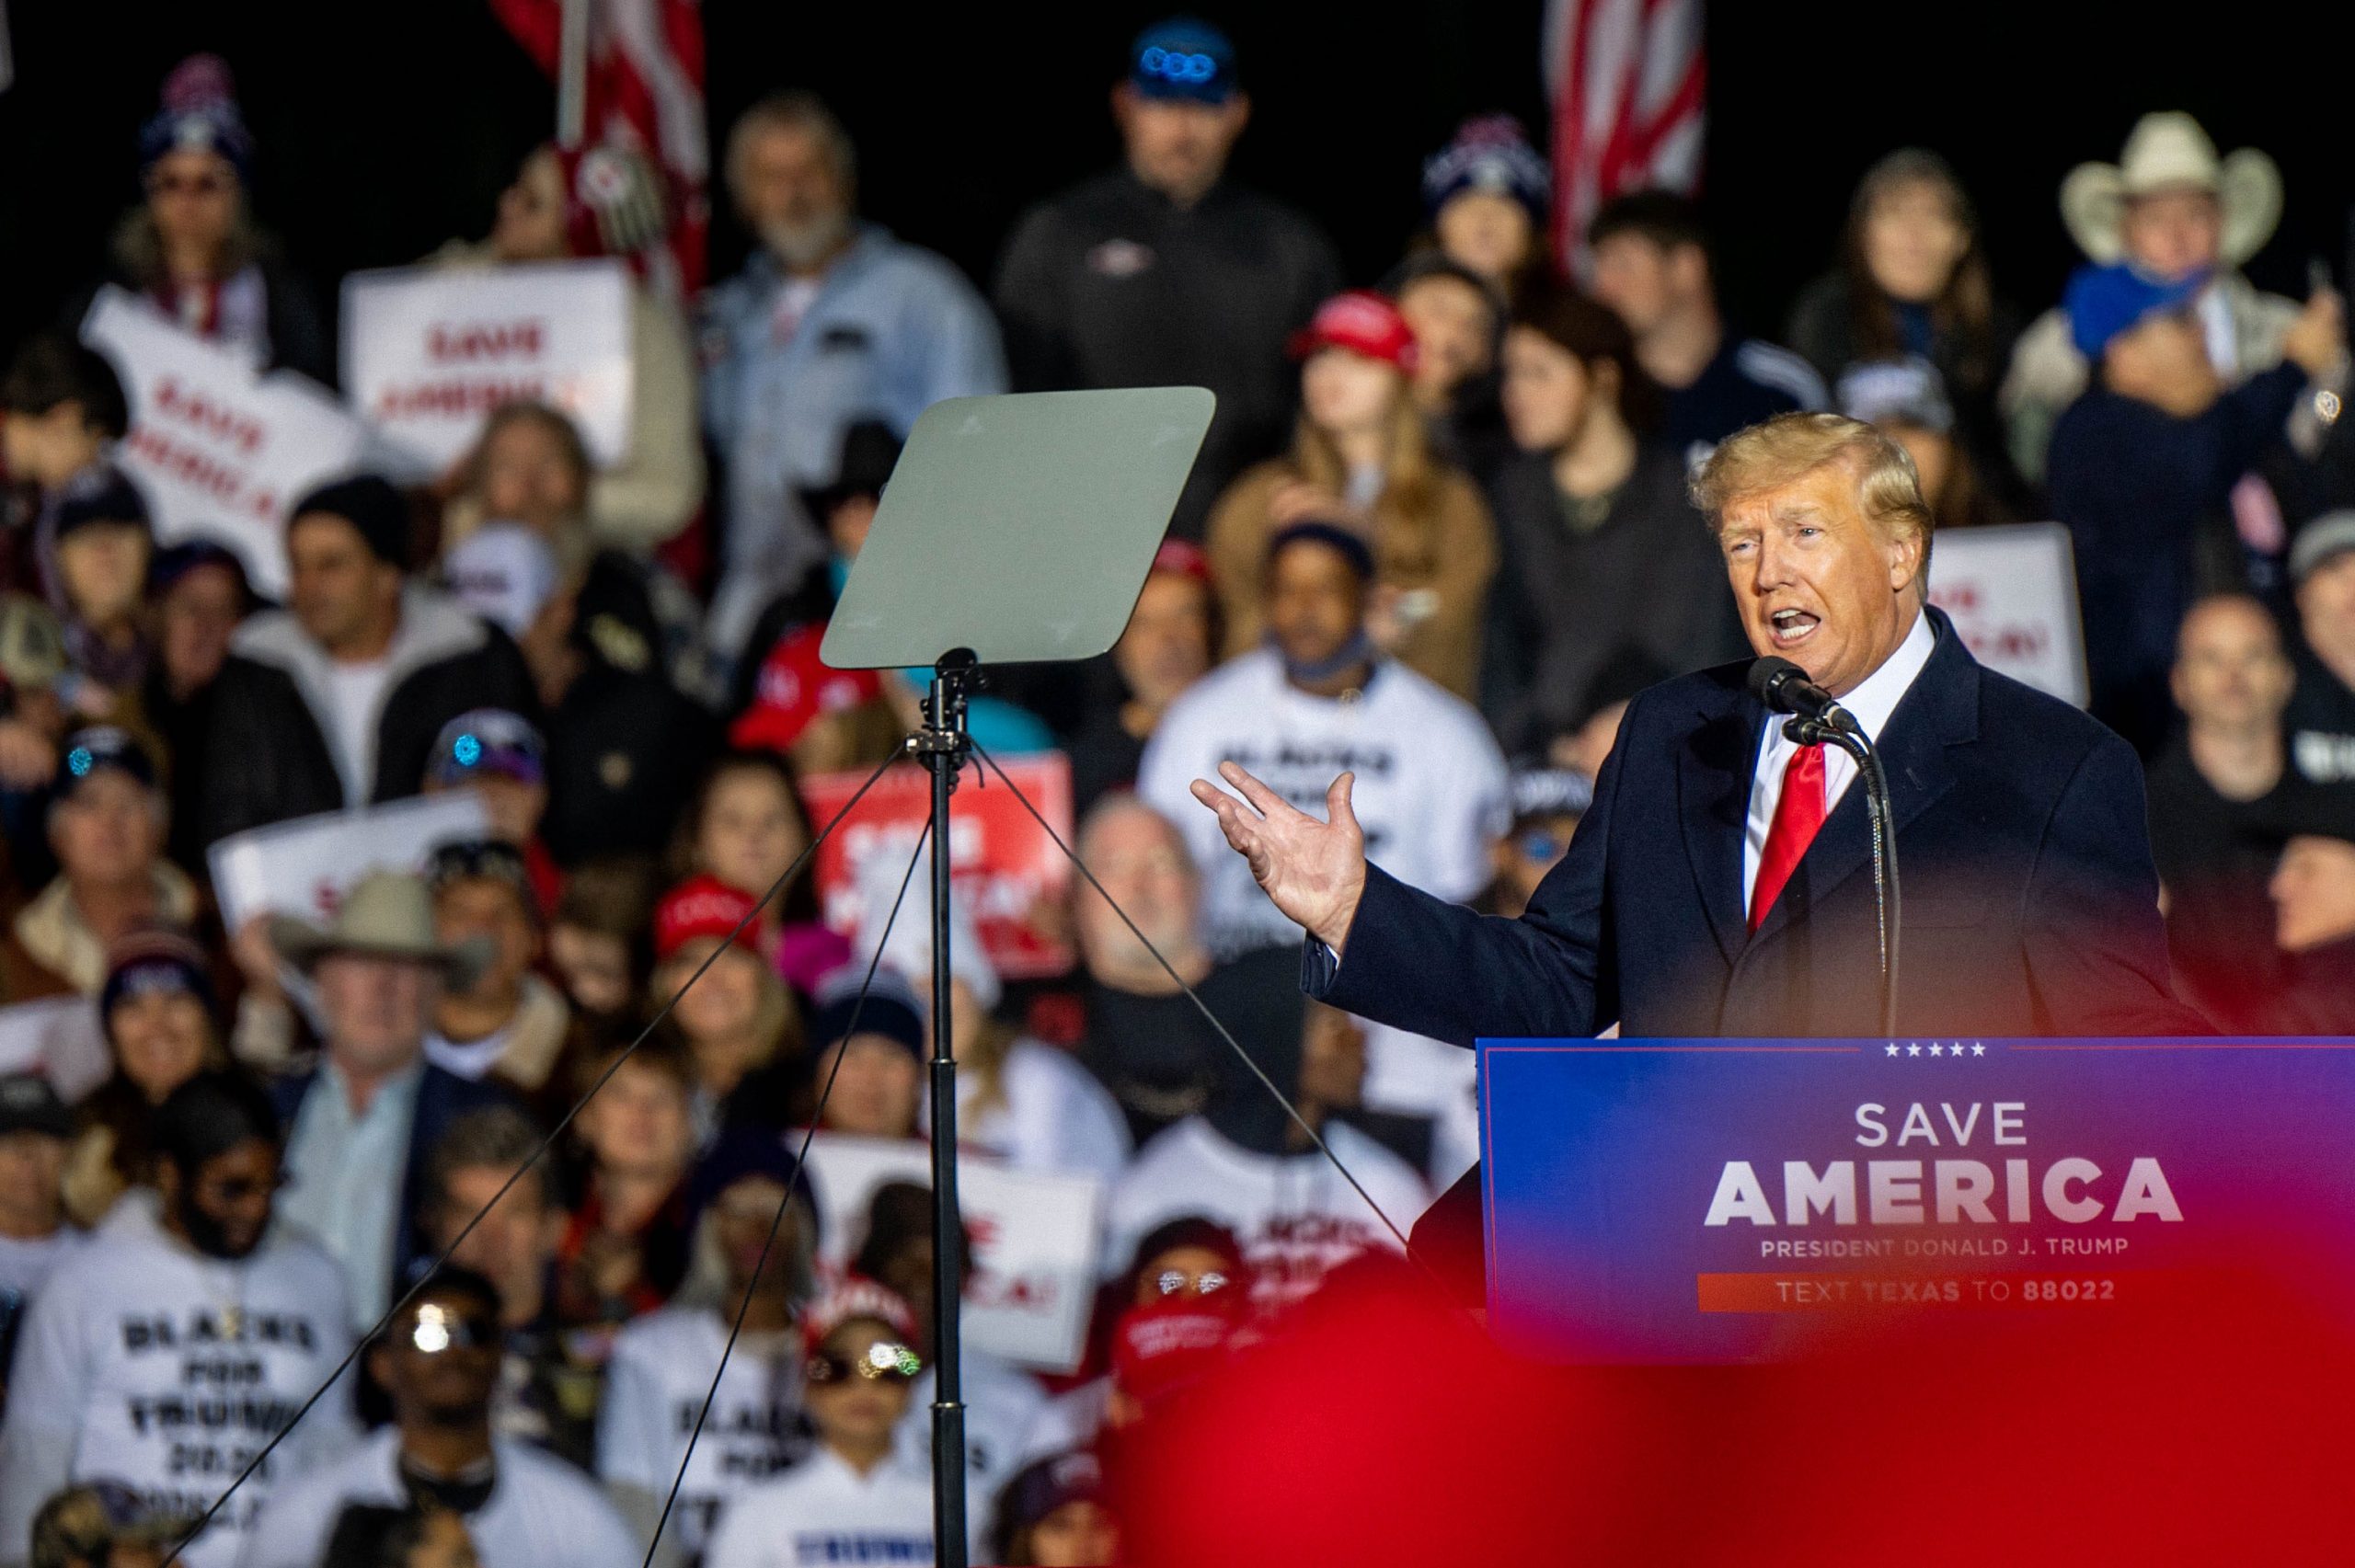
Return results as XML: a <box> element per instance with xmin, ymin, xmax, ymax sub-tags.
<box><xmin>1188</xmin><ymin>762</ymin><xmax>1368</xmax><ymax>954</ymax></box>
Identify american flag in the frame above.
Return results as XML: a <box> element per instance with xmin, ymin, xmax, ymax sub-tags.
<box><xmin>489</xmin><ymin>0</ymin><xmax>710</xmax><ymax>296</ymax></box>
<box><xmin>1544</xmin><ymin>0</ymin><xmax>1706</xmax><ymax>276</ymax></box>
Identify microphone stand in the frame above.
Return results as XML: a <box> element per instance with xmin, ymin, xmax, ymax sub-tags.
<box><xmin>1788</xmin><ymin>716</ymin><xmax>1901</xmax><ymax>1039</ymax></box>
<box><xmin>914</xmin><ymin>648</ymin><xmax>977</xmax><ymax>1568</ymax></box>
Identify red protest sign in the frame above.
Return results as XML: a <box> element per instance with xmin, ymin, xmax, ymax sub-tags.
<box><xmin>799</xmin><ymin>753</ymin><xmax>1074</xmax><ymax>979</ymax></box>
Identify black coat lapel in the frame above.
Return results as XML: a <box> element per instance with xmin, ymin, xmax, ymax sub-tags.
<box><xmin>1752</xmin><ymin>616</ymin><xmax>1978</xmax><ymax>945</ymax></box>
<box><xmin>1678</xmin><ymin>690</ymin><xmax>1761</xmax><ymax>966</ymax></box>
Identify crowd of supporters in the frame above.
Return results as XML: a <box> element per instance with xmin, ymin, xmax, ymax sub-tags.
<box><xmin>4</xmin><ymin>16</ymin><xmax>2355</xmax><ymax>1567</ymax></box>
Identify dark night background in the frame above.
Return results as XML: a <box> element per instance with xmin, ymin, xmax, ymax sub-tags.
<box><xmin>1</xmin><ymin>1</ymin><xmax>2347</xmax><ymax>360</ymax></box>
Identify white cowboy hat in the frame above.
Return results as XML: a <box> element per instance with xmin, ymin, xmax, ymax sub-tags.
<box><xmin>270</xmin><ymin>867</ymin><xmax>493</xmax><ymax>991</ymax></box>
<box><xmin>2059</xmin><ymin>111</ymin><xmax>2282</xmax><ymax>269</ymax></box>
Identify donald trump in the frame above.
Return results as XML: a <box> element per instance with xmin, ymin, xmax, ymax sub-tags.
<box><xmin>1189</xmin><ymin>413</ymin><xmax>2205</xmax><ymax>1286</ymax></box>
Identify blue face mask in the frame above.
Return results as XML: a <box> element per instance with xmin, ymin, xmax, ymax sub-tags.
<box><xmin>1273</xmin><ymin>629</ymin><xmax>1377</xmax><ymax>687</ymax></box>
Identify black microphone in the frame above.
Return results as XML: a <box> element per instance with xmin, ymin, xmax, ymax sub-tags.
<box><xmin>1747</xmin><ymin>657</ymin><xmax>1862</xmax><ymax>735</ymax></box>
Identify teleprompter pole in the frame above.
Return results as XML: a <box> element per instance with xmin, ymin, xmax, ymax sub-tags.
<box><xmin>917</xmin><ymin>649</ymin><xmax>977</xmax><ymax>1568</ymax></box>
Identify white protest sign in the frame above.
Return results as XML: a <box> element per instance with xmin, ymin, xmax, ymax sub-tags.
<box><xmin>81</xmin><ymin>287</ymin><xmax>368</xmax><ymax>600</ymax></box>
<box><xmin>803</xmin><ymin>1133</ymin><xmax>1106</xmax><ymax>1373</ymax></box>
<box><xmin>1926</xmin><ymin>522</ymin><xmax>2090</xmax><ymax>707</ymax></box>
<box><xmin>206</xmin><ymin>791</ymin><xmax>492</xmax><ymax>934</ymax></box>
<box><xmin>0</xmin><ymin>994</ymin><xmax>109</xmax><ymax>1103</ymax></box>
<box><xmin>342</xmin><ymin>258</ymin><xmax>634</xmax><ymax>476</ymax></box>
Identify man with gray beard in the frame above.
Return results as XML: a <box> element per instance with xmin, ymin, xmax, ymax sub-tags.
<box><xmin>697</xmin><ymin>92</ymin><xmax>1006</xmax><ymax>658</ymax></box>
<box><xmin>1070</xmin><ymin>795</ymin><xmax>1307</xmax><ymax>1148</ymax></box>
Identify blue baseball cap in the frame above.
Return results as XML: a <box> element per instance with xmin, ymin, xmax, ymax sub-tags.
<box><xmin>2064</xmin><ymin>262</ymin><xmax>2209</xmax><ymax>361</ymax></box>
<box><xmin>1130</xmin><ymin>17</ymin><xmax>1238</xmax><ymax>104</ymax></box>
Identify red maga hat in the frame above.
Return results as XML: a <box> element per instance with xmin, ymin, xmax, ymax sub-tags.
<box><xmin>729</xmin><ymin>624</ymin><xmax>886</xmax><ymax>755</ymax></box>
<box><xmin>1289</xmin><ymin>289</ymin><xmax>1419</xmax><ymax>372</ymax></box>
<box><xmin>653</xmin><ymin>874</ymin><xmax>763</xmax><ymax>963</ymax></box>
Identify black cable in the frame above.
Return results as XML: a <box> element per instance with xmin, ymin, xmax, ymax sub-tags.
<box><xmin>967</xmin><ymin>740</ymin><xmax>1413</xmax><ymax>1254</ymax></box>
<box><xmin>638</xmin><ymin>819</ymin><xmax>933</xmax><ymax>1568</ymax></box>
<box><xmin>1797</xmin><ymin>718</ymin><xmax>1902</xmax><ymax>1037</ymax></box>
<box><xmin>163</xmin><ymin>743</ymin><xmax>913</xmax><ymax>1567</ymax></box>
<box><xmin>1860</xmin><ymin>742</ymin><xmax>1902</xmax><ymax>1038</ymax></box>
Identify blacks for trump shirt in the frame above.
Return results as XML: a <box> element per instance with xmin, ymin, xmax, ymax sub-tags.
<box><xmin>598</xmin><ymin>1306</ymin><xmax>810</xmax><ymax>1560</ymax></box>
<box><xmin>1137</xmin><ymin>648</ymin><xmax>1508</xmax><ymax>962</ymax></box>
<box><xmin>0</xmin><ymin>1196</ymin><xmax>357</xmax><ymax>1568</ymax></box>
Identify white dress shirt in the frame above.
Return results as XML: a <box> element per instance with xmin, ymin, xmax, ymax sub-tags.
<box><xmin>1742</xmin><ymin>610</ymin><xmax>1936</xmax><ymax>910</ymax></box>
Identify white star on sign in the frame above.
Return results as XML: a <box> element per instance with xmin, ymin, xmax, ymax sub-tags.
<box><xmin>1929</xmin><ymin>1044</ymin><xmax>1944</xmax><ymax>1056</ymax></box>
<box><xmin>1907</xmin><ymin>1044</ymin><xmax>1922</xmax><ymax>1057</ymax></box>
<box><xmin>1971</xmin><ymin>1044</ymin><xmax>1986</xmax><ymax>1057</ymax></box>
<box><xmin>1885</xmin><ymin>1044</ymin><xmax>1900</xmax><ymax>1057</ymax></box>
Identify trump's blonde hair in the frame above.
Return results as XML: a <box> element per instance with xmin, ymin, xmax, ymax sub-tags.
<box><xmin>1690</xmin><ymin>413</ymin><xmax>1935</xmax><ymax>589</ymax></box>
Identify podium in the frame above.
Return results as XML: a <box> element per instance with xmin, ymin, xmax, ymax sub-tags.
<box><xmin>1477</xmin><ymin>1036</ymin><xmax>2355</xmax><ymax>1363</ymax></box>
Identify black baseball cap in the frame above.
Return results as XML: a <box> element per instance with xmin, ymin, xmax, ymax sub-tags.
<box><xmin>0</xmin><ymin>1072</ymin><xmax>73</xmax><ymax>1139</ymax></box>
<box><xmin>52</xmin><ymin>465</ymin><xmax>150</xmax><ymax>542</ymax></box>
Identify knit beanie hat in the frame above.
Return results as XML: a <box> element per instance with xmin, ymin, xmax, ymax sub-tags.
<box><xmin>138</xmin><ymin>55</ymin><xmax>257</xmax><ymax>185</ymax></box>
<box><xmin>100</xmin><ymin>930</ymin><xmax>220</xmax><ymax>1043</ymax></box>
<box><xmin>291</xmin><ymin>475</ymin><xmax>408</xmax><ymax>567</ymax></box>
<box><xmin>1420</xmin><ymin>114</ymin><xmax>1550</xmax><ymax>222</ymax></box>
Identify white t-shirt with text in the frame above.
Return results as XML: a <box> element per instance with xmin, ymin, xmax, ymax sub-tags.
<box><xmin>597</xmin><ymin>1306</ymin><xmax>808</xmax><ymax>1558</ymax></box>
<box><xmin>1105</xmin><ymin>1116</ymin><xmax>1429</xmax><ymax>1316</ymax></box>
<box><xmin>1137</xmin><ymin>649</ymin><xmax>1509</xmax><ymax>1162</ymax></box>
<box><xmin>0</xmin><ymin>1197</ymin><xmax>358</xmax><ymax>1568</ymax></box>
<box><xmin>892</xmin><ymin>1344</ymin><xmax>1047</xmax><ymax>1562</ymax></box>
<box><xmin>1137</xmin><ymin>649</ymin><xmax>1509</xmax><ymax>961</ymax></box>
<box><xmin>703</xmin><ymin>1447</ymin><xmax>935</xmax><ymax>1568</ymax></box>
<box><xmin>241</xmin><ymin>1430</ymin><xmax>638</xmax><ymax>1568</ymax></box>
<box><xmin>954</xmin><ymin>1040</ymin><xmax>1131</xmax><ymax>1183</ymax></box>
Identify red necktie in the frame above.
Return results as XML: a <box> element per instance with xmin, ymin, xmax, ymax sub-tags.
<box><xmin>1750</xmin><ymin>742</ymin><xmax>1826</xmax><ymax>931</ymax></box>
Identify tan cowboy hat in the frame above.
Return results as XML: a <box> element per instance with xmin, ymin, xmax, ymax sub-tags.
<box><xmin>2060</xmin><ymin>111</ymin><xmax>2282</xmax><ymax>269</ymax></box>
<box><xmin>270</xmin><ymin>868</ymin><xmax>492</xmax><ymax>991</ymax></box>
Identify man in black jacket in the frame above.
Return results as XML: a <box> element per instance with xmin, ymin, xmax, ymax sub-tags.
<box><xmin>993</xmin><ymin>17</ymin><xmax>1341</xmax><ymax>538</ymax></box>
<box><xmin>197</xmin><ymin>475</ymin><xmax>537</xmax><ymax>847</ymax></box>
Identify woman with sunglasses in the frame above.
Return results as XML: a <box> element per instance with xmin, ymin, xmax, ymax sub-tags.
<box><xmin>704</xmin><ymin>1281</ymin><xmax>935</xmax><ymax>1568</ymax></box>
<box><xmin>1022</xmin><ymin>1217</ymin><xmax>1253</xmax><ymax>1462</ymax></box>
<box><xmin>75</xmin><ymin>55</ymin><xmax>330</xmax><ymax>382</ymax></box>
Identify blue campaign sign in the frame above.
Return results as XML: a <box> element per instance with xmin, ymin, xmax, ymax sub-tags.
<box><xmin>1477</xmin><ymin>1038</ymin><xmax>2355</xmax><ymax>1364</ymax></box>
